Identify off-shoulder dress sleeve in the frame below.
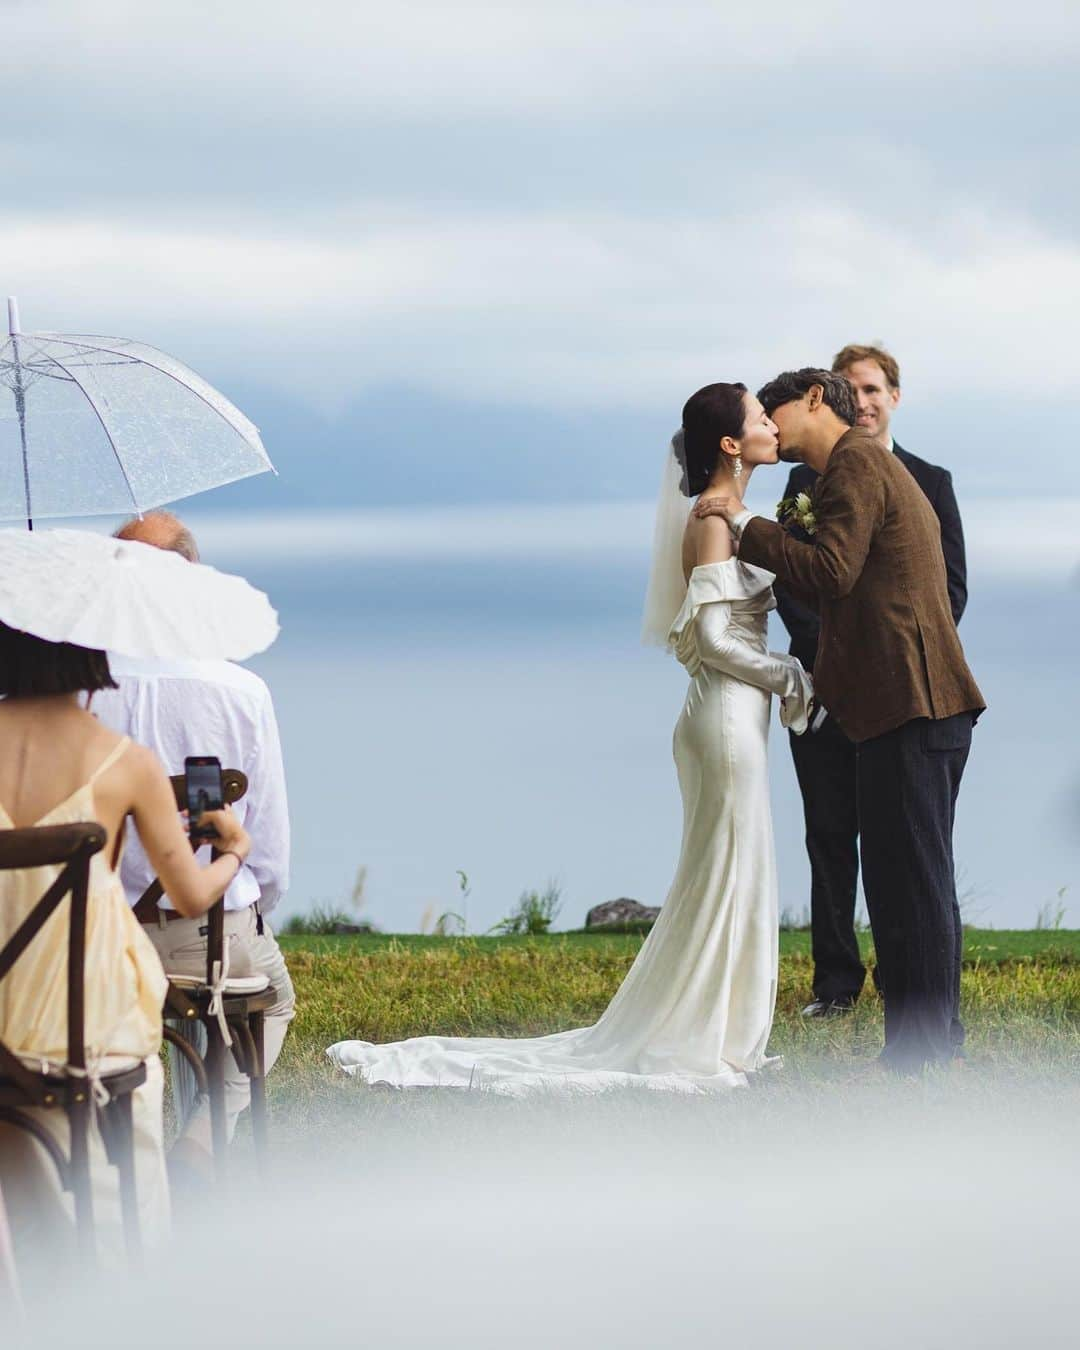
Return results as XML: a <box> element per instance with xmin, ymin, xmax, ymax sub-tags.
<box><xmin>669</xmin><ymin>562</ymin><xmax>814</xmax><ymax>734</ymax></box>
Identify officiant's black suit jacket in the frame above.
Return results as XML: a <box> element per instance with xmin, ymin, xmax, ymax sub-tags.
<box><xmin>774</xmin><ymin>441</ymin><xmax>968</xmax><ymax>673</ymax></box>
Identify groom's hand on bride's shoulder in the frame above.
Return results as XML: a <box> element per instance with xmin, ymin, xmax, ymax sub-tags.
<box><xmin>692</xmin><ymin>494</ymin><xmax>743</xmax><ymax>523</ymax></box>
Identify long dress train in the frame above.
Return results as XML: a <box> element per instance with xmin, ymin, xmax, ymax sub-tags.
<box><xmin>328</xmin><ymin>561</ymin><xmax>811</xmax><ymax>1093</ymax></box>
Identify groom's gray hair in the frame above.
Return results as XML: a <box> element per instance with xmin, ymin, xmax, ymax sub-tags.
<box><xmin>757</xmin><ymin>368</ymin><xmax>857</xmax><ymax>426</ymax></box>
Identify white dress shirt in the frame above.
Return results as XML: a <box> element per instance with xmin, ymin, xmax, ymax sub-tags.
<box><xmin>94</xmin><ymin>655</ymin><xmax>290</xmax><ymax>914</ymax></box>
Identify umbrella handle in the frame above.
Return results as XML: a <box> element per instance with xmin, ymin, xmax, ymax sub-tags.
<box><xmin>7</xmin><ymin>297</ymin><xmax>20</xmax><ymax>336</ymax></box>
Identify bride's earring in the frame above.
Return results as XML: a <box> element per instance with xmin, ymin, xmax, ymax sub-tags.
<box><xmin>733</xmin><ymin>454</ymin><xmax>743</xmax><ymax>481</ymax></box>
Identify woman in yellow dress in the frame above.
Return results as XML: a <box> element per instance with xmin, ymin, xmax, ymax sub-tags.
<box><xmin>0</xmin><ymin>620</ymin><xmax>252</xmax><ymax>1262</ymax></box>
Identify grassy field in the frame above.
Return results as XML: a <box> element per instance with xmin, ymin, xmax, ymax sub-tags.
<box><xmin>278</xmin><ymin>927</ymin><xmax>1080</xmax><ymax>962</ymax></box>
<box><xmin>261</xmin><ymin>927</ymin><xmax>1080</xmax><ymax>1142</ymax></box>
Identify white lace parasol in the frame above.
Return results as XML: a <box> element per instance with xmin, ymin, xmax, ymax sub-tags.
<box><xmin>0</xmin><ymin>528</ymin><xmax>279</xmax><ymax>661</ymax></box>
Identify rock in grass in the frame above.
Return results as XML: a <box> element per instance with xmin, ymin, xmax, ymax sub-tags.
<box><xmin>584</xmin><ymin>899</ymin><xmax>660</xmax><ymax>930</ymax></box>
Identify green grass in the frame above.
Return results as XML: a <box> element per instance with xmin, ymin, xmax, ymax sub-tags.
<box><xmin>277</xmin><ymin>926</ymin><xmax>1080</xmax><ymax>963</ymax></box>
<box><xmin>259</xmin><ymin>927</ymin><xmax>1080</xmax><ymax>1144</ymax></box>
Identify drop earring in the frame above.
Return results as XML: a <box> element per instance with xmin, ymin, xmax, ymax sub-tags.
<box><xmin>733</xmin><ymin>454</ymin><xmax>743</xmax><ymax>481</ymax></box>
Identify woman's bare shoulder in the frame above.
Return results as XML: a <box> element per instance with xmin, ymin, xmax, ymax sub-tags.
<box><xmin>118</xmin><ymin>739</ymin><xmax>170</xmax><ymax>789</ymax></box>
<box><xmin>94</xmin><ymin>736</ymin><xmax>176</xmax><ymax>828</ymax></box>
<box><xmin>690</xmin><ymin>513</ymin><xmax>734</xmax><ymax>566</ymax></box>
<box><xmin>89</xmin><ymin>724</ymin><xmax>164</xmax><ymax>793</ymax></box>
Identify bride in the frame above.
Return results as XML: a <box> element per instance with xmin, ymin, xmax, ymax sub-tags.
<box><xmin>328</xmin><ymin>383</ymin><xmax>813</xmax><ymax>1092</ymax></box>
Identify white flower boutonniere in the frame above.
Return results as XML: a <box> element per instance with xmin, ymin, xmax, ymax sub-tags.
<box><xmin>776</xmin><ymin>491</ymin><xmax>818</xmax><ymax>536</ymax></box>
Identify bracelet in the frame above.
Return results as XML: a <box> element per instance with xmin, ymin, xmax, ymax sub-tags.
<box><xmin>219</xmin><ymin>849</ymin><xmax>244</xmax><ymax>872</ymax></box>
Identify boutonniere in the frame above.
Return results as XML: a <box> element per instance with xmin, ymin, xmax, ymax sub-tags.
<box><xmin>776</xmin><ymin>491</ymin><xmax>818</xmax><ymax>535</ymax></box>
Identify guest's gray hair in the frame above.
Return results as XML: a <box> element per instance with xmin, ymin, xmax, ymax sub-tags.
<box><xmin>114</xmin><ymin>510</ymin><xmax>200</xmax><ymax>563</ymax></box>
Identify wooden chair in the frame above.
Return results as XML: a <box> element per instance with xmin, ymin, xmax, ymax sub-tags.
<box><xmin>133</xmin><ymin>771</ymin><xmax>276</xmax><ymax>1179</ymax></box>
<box><xmin>0</xmin><ymin>822</ymin><xmax>147</xmax><ymax>1266</ymax></box>
<box><xmin>0</xmin><ymin>1182</ymin><xmax>22</xmax><ymax>1321</ymax></box>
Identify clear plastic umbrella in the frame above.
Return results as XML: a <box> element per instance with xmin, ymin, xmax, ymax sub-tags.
<box><xmin>0</xmin><ymin>297</ymin><xmax>274</xmax><ymax>528</ymax></box>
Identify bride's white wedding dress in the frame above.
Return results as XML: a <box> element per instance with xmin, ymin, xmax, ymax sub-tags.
<box><xmin>328</xmin><ymin>560</ymin><xmax>812</xmax><ymax>1094</ymax></box>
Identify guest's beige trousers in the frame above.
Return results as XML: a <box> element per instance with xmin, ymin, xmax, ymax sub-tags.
<box><xmin>143</xmin><ymin>906</ymin><xmax>296</xmax><ymax>1156</ymax></box>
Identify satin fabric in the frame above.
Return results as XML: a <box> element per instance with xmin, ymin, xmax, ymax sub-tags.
<box><xmin>328</xmin><ymin>561</ymin><xmax>808</xmax><ymax>1094</ymax></box>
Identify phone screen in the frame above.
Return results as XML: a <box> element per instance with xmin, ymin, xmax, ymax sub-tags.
<box><xmin>185</xmin><ymin>756</ymin><xmax>224</xmax><ymax>839</ymax></box>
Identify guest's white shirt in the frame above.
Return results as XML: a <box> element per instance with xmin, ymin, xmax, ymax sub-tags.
<box><xmin>94</xmin><ymin>655</ymin><xmax>290</xmax><ymax>914</ymax></box>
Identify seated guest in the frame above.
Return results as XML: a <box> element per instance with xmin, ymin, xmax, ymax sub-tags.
<box><xmin>0</xmin><ymin>622</ymin><xmax>251</xmax><ymax>1257</ymax></box>
<box><xmin>94</xmin><ymin>511</ymin><xmax>294</xmax><ymax>1184</ymax></box>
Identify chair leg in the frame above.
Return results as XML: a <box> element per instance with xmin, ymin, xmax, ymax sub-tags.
<box><xmin>162</xmin><ymin>1025</ymin><xmax>210</xmax><ymax>1098</ymax></box>
<box><xmin>0</xmin><ymin>1182</ymin><xmax>23</xmax><ymax>1324</ymax></box>
<box><xmin>205</xmin><ymin>1022</ymin><xmax>229</xmax><ymax>1185</ymax></box>
<box><xmin>248</xmin><ymin>1011</ymin><xmax>269</xmax><ymax>1173</ymax></box>
<box><xmin>99</xmin><ymin>1092</ymin><xmax>143</xmax><ymax>1268</ymax></box>
<box><xmin>109</xmin><ymin>1094</ymin><xmax>143</xmax><ymax>1271</ymax></box>
<box><xmin>67</xmin><ymin>1094</ymin><xmax>96</xmax><ymax>1267</ymax></box>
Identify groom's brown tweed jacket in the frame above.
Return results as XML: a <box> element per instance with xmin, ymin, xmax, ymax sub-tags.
<box><xmin>739</xmin><ymin>428</ymin><xmax>985</xmax><ymax>743</ymax></box>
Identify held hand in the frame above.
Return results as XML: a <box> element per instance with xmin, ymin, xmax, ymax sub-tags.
<box><xmin>692</xmin><ymin>493</ymin><xmax>745</xmax><ymax>524</ymax></box>
<box><xmin>779</xmin><ymin>657</ymin><xmax>815</xmax><ymax>736</ymax></box>
<box><xmin>197</xmin><ymin>806</ymin><xmax>251</xmax><ymax>863</ymax></box>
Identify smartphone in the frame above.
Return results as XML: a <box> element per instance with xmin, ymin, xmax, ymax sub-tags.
<box><xmin>185</xmin><ymin>756</ymin><xmax>224</xmax><ymax>841</ymax></box>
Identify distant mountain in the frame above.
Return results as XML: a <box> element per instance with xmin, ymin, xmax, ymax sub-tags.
<box><xmin>196</xmin><ymin>378</ymin><xmax>1076</xmax><ymax>515</ymax></box>
<box><xmin>200</xmin><ymin>381</ymin><xmax>674</xmax><ymax>514</ymax></box>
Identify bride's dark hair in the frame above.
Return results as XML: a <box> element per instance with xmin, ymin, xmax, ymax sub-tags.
<box><xmin>677</xmin><ymin>383</ymin><xmax>748</xmax><ymax>497</ymax></box>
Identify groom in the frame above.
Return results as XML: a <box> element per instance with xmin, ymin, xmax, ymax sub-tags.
<box><xmin>778</xmin><ymin>344</ymin><xmax>968</xmax><ymax>1019</ymax></box>
<box><xmin>696</xmin><ymin>369</ymin><xmax>984</xmax><ymax>1071</ymax></box>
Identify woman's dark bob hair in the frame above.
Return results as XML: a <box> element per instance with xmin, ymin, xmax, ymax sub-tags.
<box><xmin>0</xmin><ymin>621</ymin><xmax>117</xmax><ymax>698</ymax></box>
<box><xmin>678</xmin><ymin>383</ymin><xmax>749</xmax><ymax>497</ymax></box>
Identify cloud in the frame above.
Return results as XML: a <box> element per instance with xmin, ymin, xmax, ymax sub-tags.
<box><xmin>3</xmin><ymin>2</ymin><xmax>1078</xmax><ymax>237</ymax></box>
<box><xmin>7</xmin><ymin>1</ymin><xmax>1079</xmax><ymax>118</ymax></box>
<box><xmin>3</xmin><ymin>1</ymin><xmax>1078</xmax><ymax>503</ymax></box>
<box><xmin>171</xmin><ymin>497</ymin><xmax>1079</xmax><ymax>583</ymax></box>
<box><xmin>4</xmin><ymin>204</ymin><xmax>1079</xmax><ymax>417</ymax></box>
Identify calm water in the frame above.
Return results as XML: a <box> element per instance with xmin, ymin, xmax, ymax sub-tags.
<box><xmin>207</xmin><ymin>530</ymin><xmax>1080</xmax><ymax>934</ymax></box>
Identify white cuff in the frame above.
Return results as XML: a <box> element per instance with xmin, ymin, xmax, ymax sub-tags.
<box><xmin>778</xmin><ymin>658</ymin><xmax>815</xmax><ymax>735</ymax></box>
<box><xmin>730</xmin><ymin>509</ymin><xmax>754</xmax><ymax>537</ymax></box>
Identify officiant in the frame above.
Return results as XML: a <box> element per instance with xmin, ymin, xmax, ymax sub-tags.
<box><xmin>774</xmin><ymin>343</ymin><xmax>968</xmax><ymax>1018</ymax></box>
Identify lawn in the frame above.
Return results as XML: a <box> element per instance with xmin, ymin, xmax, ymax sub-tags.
<box><xmin>277</xmin><ymin>927</ymin><xmax>1080</xmax><ymax>963</ymax></box>
<box><xmin>264</xmin><ymin>927</ymin><xmax>1080</xmax><ymax>1141</ymax></box>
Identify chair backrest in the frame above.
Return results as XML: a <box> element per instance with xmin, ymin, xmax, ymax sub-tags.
<box><xmin>167</xmin><ymin>769</ymin><xmax>248</xmax><ymax>816</ymax></box>
<box><xmin>0</xmin><ymin>823</ymin><xmax>106</xmax><ymax>1091</ymax></box>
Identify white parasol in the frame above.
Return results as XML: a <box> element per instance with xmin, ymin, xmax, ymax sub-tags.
<box><xmin>0</xmin><ymin>528</ymin><xmax>278</xmax><ymax>662</ymax></box>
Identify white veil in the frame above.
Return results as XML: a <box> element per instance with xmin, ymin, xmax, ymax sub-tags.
<box><xmin>640</xmin><ymin>430</ymin><xmax>693</xmax><ymax>647</ymax></box>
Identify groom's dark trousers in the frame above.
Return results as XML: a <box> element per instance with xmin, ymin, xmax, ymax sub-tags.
<box><xmin>775</xmin><ymin>444</ymin><xmax>967</xmax><ymax>1009</ymax></box>
<box><xmin>857</xmin><ymin>712</ymin><xmax>971</xmax><ymax>1064</ymax></box>
<box><xmin>738</xmin><ymin>431</ymin><xmax>983</xmax><ymax>1071</ymax></box>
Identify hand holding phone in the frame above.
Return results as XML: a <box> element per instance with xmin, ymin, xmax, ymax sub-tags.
<box><xmin>185</xmin><ymin>756</ymin><xmax>224</xmax><ymax>841</ymax></box>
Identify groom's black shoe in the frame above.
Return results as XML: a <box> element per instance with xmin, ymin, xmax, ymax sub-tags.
<box><xmin>800</xmin><ymin>999</ymin><xmax>855</xmax><ymax>1019</ymax></box>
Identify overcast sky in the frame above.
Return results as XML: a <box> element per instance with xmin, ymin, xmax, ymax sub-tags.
<box><xmin>4</xmin><ymin>1</ymin><xmax>1079</xmax><ymax>505</ymax></box>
